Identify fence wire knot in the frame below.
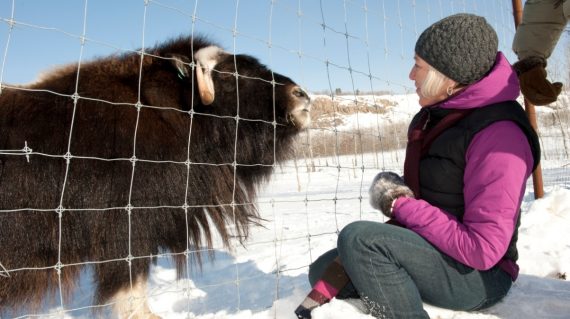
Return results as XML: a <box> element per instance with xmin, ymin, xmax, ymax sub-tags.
<box><xmin>54</xmin><ymin>262</ymin><xmax>63</xmax><ymax>275</ymax></box>
<box><xmin>130</xmin><ymin>156</ymin><xmax>137</xmax><ymax>166</ymax></box>
<box><xmin>56</xmin><ymin>205</ymin><xmax>65</xmax><ymax>218</ymax></box>
<box><xmin>125</xmin><ymin>204</ymin><xmax>133</xmax><ymax>215</ymax></box>
<box><xmin>23</xmin><ymin>141</ymin><xmax>32</xmax><ymax>162</ymax></box>
<box><xmin>63</xmin><ymin>152</ymin><xmax>73</xmax><ymax>164</ymax></box>
<box><xmin>0</xmin><ymin>261</ymin><xmax>10</xmax><ymax>278</ymax></box>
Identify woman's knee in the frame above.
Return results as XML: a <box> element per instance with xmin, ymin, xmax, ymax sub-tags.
<box><xmin>338</xmin><ymin>220</ymin><xmax>370</xmax><ymax>242</ymax></box>
<box><xmin>337</xmin><ymin>220</ymin><xmax>385</xmax><ymax>253</ymax></box>
<box><xmin>337</xmin><ymin>221</ymin><xmax>409</xmax><ymax>265</ymax></box>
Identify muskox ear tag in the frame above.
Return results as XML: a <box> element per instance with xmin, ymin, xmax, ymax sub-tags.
<box><xmin>169</xmin><ymin>54</ymin><xmax>190</xmax><ymax>79</ymax></box>
<box><xmin>176</xmin><ymin>67</ymin><xmax>186</xmax><ymax>80</ymax></box>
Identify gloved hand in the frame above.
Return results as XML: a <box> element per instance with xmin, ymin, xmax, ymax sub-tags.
<box><xmin>369</xmin><ymin>172</ymin><xmax>414</xmax><ymax>218</ymax></box>
<box><xmin>513</xmin><ymin>56</ymin><xmax>563</xmax><ymax>106</ymax></box>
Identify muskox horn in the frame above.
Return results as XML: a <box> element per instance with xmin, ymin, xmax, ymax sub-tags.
<box><xmin>195</xmin><ymin>60</ymin><xmax>215</xmax><ymax>105</ymax></box>
<box><xmin>194</xmin><ymin>46</ymin><xmax>223</xmax><ymax>106</ymax></box>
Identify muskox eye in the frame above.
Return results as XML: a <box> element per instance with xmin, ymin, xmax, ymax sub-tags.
<box><xmin>292</xmin><ymin>87</ymin><xmax>308</xmax><ymax>99</ymax></box>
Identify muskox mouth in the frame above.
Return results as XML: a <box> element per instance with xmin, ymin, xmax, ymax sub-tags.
<box><xmin>284</xmin><ymin>85</ymin><xmax>311</xmax><ymax>129</ymax></box>
<box><xmin>287</xmin><ymin>107</ymin><xmax>311</xmax><ymax>129</ymax></box>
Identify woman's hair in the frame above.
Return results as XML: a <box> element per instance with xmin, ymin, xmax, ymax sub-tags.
<box><xmin>420</xmin><ymin>65</ymin><xmax>451</xmax><ymax>98</ymax></box>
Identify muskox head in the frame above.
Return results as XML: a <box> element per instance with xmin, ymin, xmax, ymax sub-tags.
<box><xmin>143</xmin><ymin>39</ymin><xmax>310</xmax><ymax>131</ymax></box>
<box><xmin>196</xmin><ymin>46</ymin><xmax>310</xmax><ymax>127</ymax></box>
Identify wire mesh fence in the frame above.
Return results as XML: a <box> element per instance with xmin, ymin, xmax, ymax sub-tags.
<box><xmin>0</xmin><ymin>0</ymin><xmax>568</xmax><ymax>318</ymax></box>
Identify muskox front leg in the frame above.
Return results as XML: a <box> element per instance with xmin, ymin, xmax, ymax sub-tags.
<box><xmin>94</xmin><ymin>259</ymin><xmax>160</xmax><ymax>319</ymax></box>
<box><xmin>112</xmin><ymin>277</ymin><xmax>161</xmax><ymax>319</ymax></box>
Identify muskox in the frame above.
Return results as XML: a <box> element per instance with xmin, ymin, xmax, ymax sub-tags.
<box><xmin>0</xmin><ymin>35</ymin><xmax>310</xmax><ymax>318</ymax></box>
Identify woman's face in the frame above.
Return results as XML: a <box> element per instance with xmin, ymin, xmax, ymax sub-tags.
<box><xmin>409</xmin><ymin>55</ymin><xmax>454</xmax><ymax>107</ymax></box>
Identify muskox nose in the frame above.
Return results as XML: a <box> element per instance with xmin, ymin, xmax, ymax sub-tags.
<box><xmin>291</xmin><ymin>86</ymin><xmax>310</xmax><ymax>103</ymax></box>
<box><xmin>287</xmin><ymin>85</ymin><xmax>311</xmax><ymax>129</ymax></box>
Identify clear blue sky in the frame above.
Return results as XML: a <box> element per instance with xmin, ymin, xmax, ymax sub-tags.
<box><xmin>0</xmin><ymin>0</ymin><xmax>565</xmax><ymax>94</ymax></box>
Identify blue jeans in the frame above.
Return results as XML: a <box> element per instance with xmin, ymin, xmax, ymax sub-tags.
<box><xmin>309</xmin><ymin>221</ymin><xmax>513</xmax><ymax>318</ymax></box>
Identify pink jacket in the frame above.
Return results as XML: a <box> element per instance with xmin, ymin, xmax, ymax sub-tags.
<box><xmin>393</xmin><ymin>52</ymin><xmax>535</xmax><ymax>273</ymax></box>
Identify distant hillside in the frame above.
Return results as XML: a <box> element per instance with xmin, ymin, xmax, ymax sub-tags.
<box><xmin>308</xmin><ymin>93</ymin><xmax>418</xmax><ymax>131</ymax></box>
<box><xmin>299</xmin><ymin>93</ymin><xmax>570</xmax><ymax>160</ymax></box>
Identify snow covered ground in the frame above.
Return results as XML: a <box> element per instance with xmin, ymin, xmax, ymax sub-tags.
<box><xmin>143</xmin><ymin>159</ymin><xmax>570</xmax><ymax>319</ymax></box>
<box><xmin>26</xmin><ymin>153</ymin><xmax>570</xmax><ymax>319</ymax></box>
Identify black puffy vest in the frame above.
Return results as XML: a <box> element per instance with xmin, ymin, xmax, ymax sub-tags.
<box><xmin>412</xmin><ymin>101</ymin><xmax>540</xmax><ymax>262</ymax></box>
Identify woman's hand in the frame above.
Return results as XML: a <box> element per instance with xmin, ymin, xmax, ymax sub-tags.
<box><xmin>369</xmin><ymin>172</ymin><xmax>414</xmax><ymax>218</ymax></box>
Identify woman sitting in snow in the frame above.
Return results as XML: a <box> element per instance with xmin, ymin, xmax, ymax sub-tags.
<box><xmin>296</xmin><ymin>13</ymin><xmax>541</xmax><ymax>319</ymax></box>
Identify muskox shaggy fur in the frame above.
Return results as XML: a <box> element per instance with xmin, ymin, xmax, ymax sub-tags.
<box><xmin>0</xmin><ymin>35</ymin><xmax>310</xmax><ymax>317</ymax></box>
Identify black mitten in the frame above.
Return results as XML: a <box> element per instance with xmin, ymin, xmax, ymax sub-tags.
<box><xmin>369</xmin><ymin>172</ymin><xmax>414</xmax><ymax>218</ymax></box>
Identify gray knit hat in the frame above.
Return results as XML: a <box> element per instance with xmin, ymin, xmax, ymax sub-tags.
<box><xmin>415</xmin><ymin>13</ymin><xmax>498</xmax><ymax>85</ymax></box>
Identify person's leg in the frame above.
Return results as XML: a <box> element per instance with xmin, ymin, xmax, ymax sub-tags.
<box><xmin>296</xmin><ymin>249</ymin><xmax>360</xmax><ymax>318</ymax></box>
<box><xmin>308</xmin><ymin>249</ymin><xmax>337</xmax><ymax>286</ymax></box>
<box><xmin>337</xmin><ymin>221</ymin><xmax>512</xmax><ymax>318</ymax></box>
<box><xmin>308</xmin><ymin>248</ymin><xmax>358</xmax><ymax>299</ymax></box>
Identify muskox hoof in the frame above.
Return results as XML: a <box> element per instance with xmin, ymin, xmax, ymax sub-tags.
<box><xmin>120</xmin><ymin>311</ymin><xmax>162</xmax><ymax>319</ymax></box>
<box><xmin>126</xmin><ymin>312</ymin><xmax>163</xmax><ymax>319</ymax></box>
<box><xmin>114</xmin><ymin>279</ymin><xmax>162</xmax><ymax>319</ymax></box>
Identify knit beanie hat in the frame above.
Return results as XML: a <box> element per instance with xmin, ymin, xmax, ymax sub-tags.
<box><xmin>415</xmin><ymin>13</ymin><xmax>498</xmax><ymax>85</ymax></box>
